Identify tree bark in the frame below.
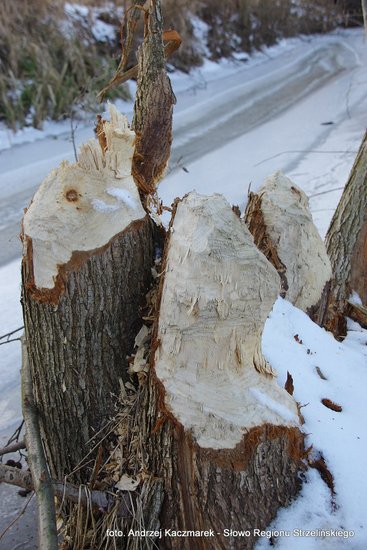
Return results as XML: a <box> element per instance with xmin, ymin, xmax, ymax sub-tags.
<box><xmin>117</xmin><ymin>193</ymin><xmax>305</xmax><ymax>550</ymax></box>
<box><xmin>132</xmin><ymin>0</ymin><xmax>176</xmax><ymax>195</ymax></box>
<box><xmin>22</xmin><ymin>218</ymin><xmax>156</xmax><ymax>482</ymax></box>
<box><xmin>21</xmin><ymin>107</ymin><xmax>158</xmax><ymax>484</ymax></box>
<box><xmin>312</xmin><ymin>131</ymin><xmax>367</xmax><ymax>336</ymax></box>
<box><xmin>362</xmin><ymin>0</ymin><xmax>367</xmax><ymax>33</ymax></box>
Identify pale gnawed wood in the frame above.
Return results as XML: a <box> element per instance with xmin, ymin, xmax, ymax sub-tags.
<box><xmin>132</xmin><ymin>0</ymin><xmax>176</xmax><ymax>195</ymax></box>
<box><xmin>22</xmin><ymin>218</ymin><xmax>156</xmax><ymax>483</ymax></box>
<box><xmin>154</xmin><ymin>193</ymin><xmax>299</xmax><ymax>449</ymax></box>
<box><xmin>23</xmin><ymin>104</ymin><xmax>146</xmax><ymax>294</ymax></box>
<box><xmin>245</xmin><ymin>172</ymin><xmax>331</xmax><ymax>312</ymax></box>
<box><xmin>21</xmin><ymin>104</ymin><xmax>158</xmax><ymax>483</ymax></box>
<box><xmin>121</xmin><ymin>193</ymin><xmax>305</xmax><ymax>550</ymax></box>
<box><xmin>314</xmin><ymin>131</ymin><xmax>367</xmax><ymax>336</ymax></box>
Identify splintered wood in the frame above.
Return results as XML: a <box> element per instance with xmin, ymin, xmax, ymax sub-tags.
<box><xmin>154</xmin><ymin>192</ymin><xmax>300</xmax><ymax>450</ymax></box>
<box><xmin>245</xmin><ymin>172</ymin><xmax>331</xmax><ymax>312</ymax></box>
<box><xmin>22</xmin><ymin>104</ymin><xmax>146</xmax><ymax>295</ymax></box>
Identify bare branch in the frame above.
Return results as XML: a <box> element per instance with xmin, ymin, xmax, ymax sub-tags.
<box><xmin>0</xmin><ymin>464</ymin><xmax>132</xmax><ymax>517</ymax></box>
<box><xmin>0</xmin><ymin>326</ymin><xmax>24</xmax><ymax>344</ymax></box>
<box><xmin>254</xmin><ymin>150</ymin><xmax>357</xmax><ymax>167</ymax></box>
<box><xmin>0</xmin><ymin>440</ymin><xmax>26</xmax><ymax>457</ymax></box>
<box><xmin>362</xmin><ymin>0</ymin><xmax>367</xmax><ymax>34</ymax></box>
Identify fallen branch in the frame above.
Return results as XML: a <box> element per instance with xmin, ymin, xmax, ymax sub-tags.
<box><xmin>0</xmin><ymin>440</ymin><xmax>26</xmax><ymax>457</ymax></box>
<box><xmin>0</xmin><ymin>464</ymin><xmax>132</xmax><ymax>517</ymax></box>
<box><xmin>21</xmin><ymin>338</ymin><xmax>58</xmax><ymax>550</ymax></box>
<box><xmin>345</xmin><ymin>300</ymin><xmax>367</xmax><ymax>329</ymax></box>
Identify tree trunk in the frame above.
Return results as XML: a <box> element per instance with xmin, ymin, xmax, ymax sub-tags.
<box><xmin>362</xmin><ymin>0</ymin><xmax>367</xmax><ymax>33</ymax></box>
<box><xmin>312</xmin><ymin>131</ymin><xmax>367</xmax><ymax>336</ymax></box>
<box><xmin>121</xmin><ymin>193</ymin><xmax>305</xmax><ymax>550</ymax></box>
<box><xmin>21</xmin><ymin>107</ymin><xmax>158</xmax><ymax>483</ymax></box>
<box><xmin>19</xmin><ymin>2</ymin><xmax>306</xmax><ymax>548</ymax></box>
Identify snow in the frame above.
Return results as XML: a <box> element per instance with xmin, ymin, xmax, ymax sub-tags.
<box><xmin>0</xmin><ymin>259</ymin><xmax>23</xmax><ymax>432</ymax></box>
<box><xmin>0</xmin><ymin>25</ymin><xmax>367</xmax><ymax>547</ymax></box>
<box><xmin>92</xmin><ymin>198</ymin><xmax>120</xmax><ymax>213</ymax></box>
<box><xmin>249</xmin><ymin>387</ymin><xmax>299</xmax><ymax>424</ymax></box>
<box><xmin>107</xmin><ymin>187</ymin><xmax>138</xmax><ymax>209</ymax></box>
<box><xmin>258</xmin><ymin>298</ymin><xmax>367</xmax><ymax>549</ymax></box>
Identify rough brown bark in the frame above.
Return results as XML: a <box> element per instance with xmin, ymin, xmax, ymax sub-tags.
<box><xmin>132</xmin><ymin>0</ymin><xmax>176</xmax><ymax>195</ymax></box>
<box><xmin>245</xmin><ymin>191</ymin><xmax>289</xmax><ymax>297</ymax></box>
<box><xmin>313</xmin><ymin>131</ymin><xmax>367</xmax><ymax>336</ymax></box>
<box><xmin>22</xmin><ymin>218</ymin><xmax>156</xmax><ymax>482</ymax></box>
<box><xmin>138</xmin><ymin>387</ymin><xmax>304</xmax><ymax>550</ymax></box>
<box><xmin>114</xmin><ymin>195</ymin><xmax>305</xmax><ymax>550</ymax></box>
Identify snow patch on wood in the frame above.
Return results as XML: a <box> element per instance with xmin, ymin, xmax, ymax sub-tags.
<box><xmin>251</xmin><ymin>172</ymin><xmax>332</xmax><ymax>311</ymax></box>
<box><xmin>155</xmin><ymin>192</ymin><xmax>299</xmax><ymax>450</ymax></box>
<box><xmin>23</xmin><ymin>105</ymin><xmax>145</xmax><ymax>289</ymax></box>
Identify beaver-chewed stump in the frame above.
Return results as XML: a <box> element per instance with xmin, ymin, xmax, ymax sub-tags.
<box><xmin>21</xmin><ymin>105</ymin><xmax>159</xmax><ymax>483</ymax></box>
<box><xmin>245</xmin><ymin>172</ymin><xmax>331</xmax><ymax>314</ymax></box>
<box><xmin>133</xmin><ymin>192</ymin><xmax>305</xmax><ymax>550</ymax></box>
<box><xmin>21</xmin><ymin>109</ymin><xmax>305</xmax><ymax>548</ymax></box>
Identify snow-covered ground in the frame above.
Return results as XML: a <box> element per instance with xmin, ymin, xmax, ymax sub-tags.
<box><xmin>0</xmin><ymin>27</ymin><xmax>366</xmax><ymax>549</ymax></box>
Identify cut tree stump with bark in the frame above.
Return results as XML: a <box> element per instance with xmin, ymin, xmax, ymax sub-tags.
<box><xmin>21</xmin><ymin>105</ymin><xmax>158</xmax><ymax>483</ymax></box>
<box><xmin>122</xmin><ymin>193</ymin><xmax>305</xmax><ymax>550</ymax></box>
<box><xmin>313</xmin><ymin>131</ymin><xmax>367</xmax><ymax>337</ymax></box>
<box><xmin>245</xmin><ymin>172</ymin><xmax>332</xmax><ymax>313</ymax></box>
<box><xmin>18</xmin><ymin>2</ymin><xmax>308</xmax><ymax>548</ymax></box>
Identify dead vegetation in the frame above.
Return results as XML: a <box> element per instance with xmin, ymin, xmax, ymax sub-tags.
<box><xmin>0</xmin><ymin>0</ymin><xmax>129</xmax><ymax>130</ymax></box>
<box><xmin>0</xmin><ymin>0</ymin><xmax>345</xmax><ymax>130</ymax></box>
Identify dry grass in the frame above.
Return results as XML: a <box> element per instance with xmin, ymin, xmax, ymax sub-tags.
<box><xmin>0</xmin><ymin>0</ymin><xmax>344</xmax><ymax>129</ymax></box>
<box><xmin>0</xmin><ymin>0</ymin><xmax>129</xmax><ymax>129</ymax></box>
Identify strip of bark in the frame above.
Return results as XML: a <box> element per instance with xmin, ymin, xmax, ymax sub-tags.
<box><xmin>132</xmin><ymin>0</ymin><xmax>176</xmax><ymax>195</ymax></box>
<box><xmin>245</xmin><ymin>191</ymin><xmax>288</xmax><ymax>297</ymax></box>
<box><xmin>21</xmin><ymin>338</ymin><xmax>58</xmax><ymax>550</ymax></box>
<box><xmin>345</xmin><ymin>300</ymin><xmax>367</xmax><ymax>329</ymax></box>
<box><xmin>98</xmin><ymin>29</ymin><xmax>181</xmax><ymax>94</ymax></box>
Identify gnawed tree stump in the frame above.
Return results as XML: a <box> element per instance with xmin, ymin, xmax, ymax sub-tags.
<box><xmin>245</xmin><ymin>172</ymin><xmax>331</xmax><ymax>312</ymax></box>
<box><xmin>124</xmin><ymin>193</ymin><xmax>305</xmax><ymax>550</ymax></box>
<box><xmin>21</xmin><ymin>105</ymin><xmax>158</xmax><ymax>482</ymax></box>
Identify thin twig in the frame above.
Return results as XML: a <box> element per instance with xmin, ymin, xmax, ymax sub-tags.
<box><xmin>0</xmin><ymin>338</ymin><xmax>22</xmax><ymax>346</ymax></box>
<box><xmin>70</xmin><ymin>111</ymin><xmax>78</xmax><ymax>162</ymax></box>
<box><xmin>308</xmin><ymin>187</ymin><xmax>344</xmax><ymax>199</ymax></box>
<box><xmin>0</xmin><ymin>492</ymin><xmax>34</xmax><ymax>542</ymax></box>
<box><xmin>254</xmin><ymin>150</ymin><xmax>357</xmax><ymax>167</ymax></box>
<box><xmin>0</xmin><ymin>327</ymin><xmax>24</xmax><ymax>342</ymax></box>
<box><xmin>0</xmin><ymin>465</ymin><xmax>132</xmax><ymax>517</ymax></box>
